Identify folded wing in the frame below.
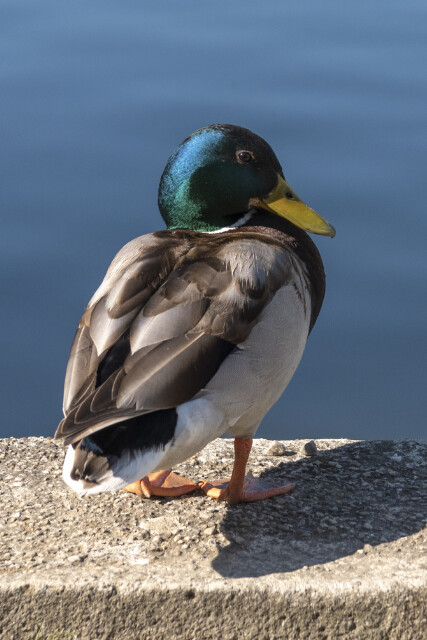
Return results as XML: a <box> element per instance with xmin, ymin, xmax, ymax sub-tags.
<box><xmin>55</xmin><ymin>230</ymin><xmax>293</xmax><ymax>445</ymax></box>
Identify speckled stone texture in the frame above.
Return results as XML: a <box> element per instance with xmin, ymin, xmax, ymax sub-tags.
<box><xmin>1</xmin><ymin>437</ymin><xmax>426</xmax><ymax>639</ymax></box>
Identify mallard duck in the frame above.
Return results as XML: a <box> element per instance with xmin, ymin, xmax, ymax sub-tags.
<box><xmin>55</xmin><ymin>124</ymin><xmax>335</xmax><ymax>504</ymax></box>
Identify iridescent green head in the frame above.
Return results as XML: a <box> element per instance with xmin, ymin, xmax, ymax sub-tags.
<box><xmin>158</xmin><ymin>124</ymin><xmax>335</xmax><ymax>236</ymax></box>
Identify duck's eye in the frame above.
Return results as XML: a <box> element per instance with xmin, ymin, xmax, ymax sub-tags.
<box><xmin>237</xmin><ymin>150</ymin><xmax>254</xmax><ymax>163</ymax></box>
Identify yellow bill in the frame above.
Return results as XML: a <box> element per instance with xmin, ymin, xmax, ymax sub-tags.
<box><xmin>258</xmin><ymin>175</ymin><xmax>335</xmax><ymax>237</ymax></box>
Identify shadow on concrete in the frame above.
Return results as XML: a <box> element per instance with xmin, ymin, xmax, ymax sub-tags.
<box><xmin>211</xmin><ymin>440</ymin><xmax>426</xmax><ymax>577</ymax></box>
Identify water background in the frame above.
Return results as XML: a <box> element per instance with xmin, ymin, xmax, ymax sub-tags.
<box><xmin>1</xmin><ymin>0</ymin><xmax>426</xmax><ymax>440</ymax></box>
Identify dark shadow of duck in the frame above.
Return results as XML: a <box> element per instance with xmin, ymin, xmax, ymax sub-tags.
<box><xmin>211</xmin><ymin>440</ymin><xmax>426</xmax><ymax>578</ymax></box>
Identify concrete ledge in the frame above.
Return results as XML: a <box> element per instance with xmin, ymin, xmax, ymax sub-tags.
<box><xmin>1</xmin><ymin>437</ymin><xmax>426</xmax><ymax>639</ymax></box>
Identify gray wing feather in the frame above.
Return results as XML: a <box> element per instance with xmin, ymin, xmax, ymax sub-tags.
<box><xmin>57</xmin><ymin>230</ymin><xmax>293</xmax><ymax>445</ymax></box>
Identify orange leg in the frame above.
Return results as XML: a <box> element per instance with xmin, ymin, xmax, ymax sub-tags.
<box><xmin>199</xmin><ymin>437</ymin><xmax>295</xmax><ymax>504</ymax></box>
<box><xmin>123</xmin><ymin>470</ymin><xmax>198</xmax><ymax>498</ymax></box>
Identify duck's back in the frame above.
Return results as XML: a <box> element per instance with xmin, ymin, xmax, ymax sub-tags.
<box><xmin>56</xmin><ymin>219</ymin><xmax>324</xmax><ymax>493</ymax></box>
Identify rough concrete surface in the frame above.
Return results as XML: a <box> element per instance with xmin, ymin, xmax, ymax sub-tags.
<box><xmin>0</xmin><ymin>437</ymin><xmax>426</xmax><ymax>639</ymax></box>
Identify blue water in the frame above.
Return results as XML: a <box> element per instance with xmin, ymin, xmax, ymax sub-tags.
<box><xmin>1</xmin><ymin>0</ymin><xmax>426</xmax><ymax>440</ymax></box>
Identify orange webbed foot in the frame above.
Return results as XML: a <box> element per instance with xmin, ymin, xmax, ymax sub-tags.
<box><xmin>199</xmin><ymin>472</ymin><xmax>294</xmax><ymax>504</ymax></box>
<box><xmin>199</xmin><ymin>437</ymin><xmax>294</xmax><ymax>504</ymax></box>
<box><xmin>123</xmin><ymin>470</ymin><xmax>198</xmax><ymax>498</ymax></box>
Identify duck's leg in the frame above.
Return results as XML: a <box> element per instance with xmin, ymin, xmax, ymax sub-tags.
<box><xmin>199</xmin><ymin>437</ymin><xmax>295</xmax><ymax>504</ymax></box>
<box><xmin>123</xmin><ymin>470</ymin><xmax>198</xmax><ymax>498</ymax></box>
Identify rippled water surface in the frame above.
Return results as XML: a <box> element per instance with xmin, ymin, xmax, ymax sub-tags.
<box><xmin>1</xmin><ymin>0</ymin><xmax>426</xmax><ymax>439</ymax></box>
